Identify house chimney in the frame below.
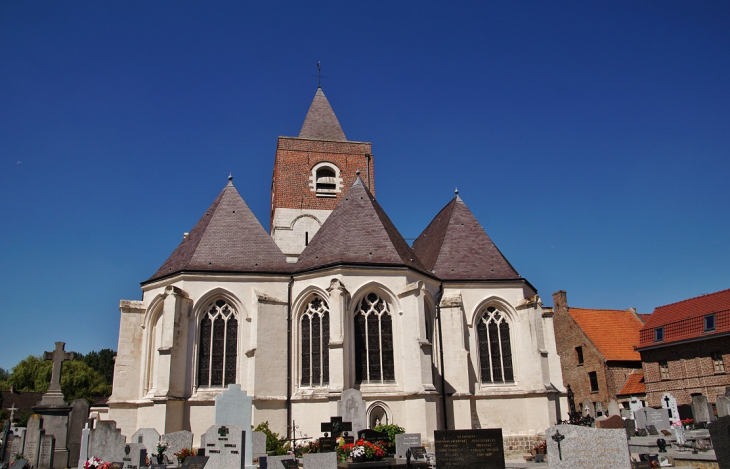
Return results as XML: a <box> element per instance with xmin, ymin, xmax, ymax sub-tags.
<box><xmin>552</xmin><ymin>290</ymin><xmax>568</xmax><ymax>315</ymax></box>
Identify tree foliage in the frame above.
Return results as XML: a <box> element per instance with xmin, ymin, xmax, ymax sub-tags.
<box><xmin>76</xmin><ymin>349</ymin><xmax>116</xmax><ymax>385</ymax></box>
<box><xmin>2</xmin><ymin>354</ymin><xmax>111</xmax><ymax>403</ymax></box>
<box><xmin>254</xmin><ymin>421</ymin><xmax>290</xmax><ymax>456</ymax></box>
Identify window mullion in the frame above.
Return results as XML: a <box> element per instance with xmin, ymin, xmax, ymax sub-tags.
<box><xmin>497</xmin><ymin>319</ymin><xmax>505</xmax><ymax>381</ymax></box>
<box><xmin>208</xmin><ymin>313</ymin><xmax>214</xmax><ymax>387</ymax></box>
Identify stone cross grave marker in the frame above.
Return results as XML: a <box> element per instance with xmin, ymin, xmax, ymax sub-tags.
<box><xmin>77</xmin><ymin>426</ymin><xmax>90</xmax><ymax>469</ymax></box>
<box><xmin>338</xmin><ymin>389</ymin><xmax>367</xmax><ymax>436</ymax></box>
<box><xmin>214</xmin><ymin>385</ymin><xmax>253</xmax><ymax>468</ymax></box>
<box><xmin>434</xmin><ymin>429</ymin><xmax>505</xmax><ymax>469</ymax></box>
<box><xmin>40</xmin><ymin>343</ymin><xmax>73</xmax><ymax>406</ymax></box>
<box><xmin>546</xmin><ymin>424</ymin><xmax>631</xmax><ymax>469</ymax></box>
<box><xmin>319</xmin><ymin>416</ymin><xmax>353</xmax><ymax>452</ymax></box>
<box><xmin>7</xmin><ymin>406</ymin><xmax>18</xmax><ymax>422</ymax></box>
<box><xmin>708</xmin><ymin>415</ymin><xmax>730</xmax><ymax>469</ymax></box>
<box><xmin>395</xmin><ymin>433</ymin><xmax>421</xmax><ymax>458</ymax></box>
<box><xmin>202</xmin><ymin>424</ymin><xmax>249</xmax><ymax>469</ymax></box>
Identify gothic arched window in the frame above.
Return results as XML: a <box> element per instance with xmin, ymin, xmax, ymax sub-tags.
<box><xmin>476</xmin><ymin>306</ymin><xmax>514</xmax><ymax>384</ymax></box>
<box><xmin>301</xmin><ymin>296</ymin><xmax>330</xmax><ymax>387</ymax></box>
<box><xmin>354</xmin><ymin>293</ymin><xmax>395</xmax><ymax>383</ymax></box>
<box><xmin>198</xmin><ymin>299</ymin><xmax>238</xmax><ymax>387</ymax></box>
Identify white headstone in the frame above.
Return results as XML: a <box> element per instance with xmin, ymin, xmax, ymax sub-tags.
<box><xmin>121</xmin><ymin>442</ymin><xmax>146</xmax><ymax>469</ymax></box>
<box><xmin>77</xmin><ymin>426</ymin><xmax>90</xmax><ymax>469</ymax></box>
<box><xmin>213</xmin><ymin>385</ymin><xmax>253</xmax><ymax>469</ymax></box>
<box><xmin>629</xmin><ymin>397</ymin><xmax>644</xmax><ymax>422</ymax></box>
<box><xmin>717</xmin><ymin>395</ymin><xmax>730</xmax><ymax>418</ymax></box>
<box><xmin>661</xmin><ymin>392</ymin><xmax>680</xmax><ymax>423</ymax></box>
<box><xmin>130</xmin><ymin>428</ymin><xmax>160</xmax><ymax>446</ymax></box>
<box><xmin>607</xmin><ymin>400</ymin><xmax>620</xmax><ymax>418</ymax></box>
<box><xmin>203</xmin><ymin>424</ymin><xmax>252</xmax><ymax>469</ymax></box>
<box><xmin>338</xmin><ymin>389</ymin><xmax>367</xmax><ymax>436</ymax></box>
<box><xmin>581</xmin><ymin>399</ymin><xmax>594</xmax><ymax>418</ymax></box>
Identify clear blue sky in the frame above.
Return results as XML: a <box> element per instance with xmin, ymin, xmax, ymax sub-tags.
<box><xmin>1</xmin><ymin>1</ymin><xmax>729</xmax><ymax>371</ymax></box>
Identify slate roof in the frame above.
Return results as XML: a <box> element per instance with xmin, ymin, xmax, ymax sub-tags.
<box><xmin>147</xmin><ymin>178</ymin><xmax>290</xmax><ymax>282</ymax></box>
<box><xmin>296</xmin><ymin>177</ymin><xmax>426</xmax><ymax>273</ymax></box>
<box><xmin>1</xmin><ymin>390</ymin><xmax>43</xmax><ymax>421</ymax></box>
<box><xmin>617</xmin><ymin>372</ymin><xmax>645</xmax><ymax>396</ymax></box>
<box><xmin>411</xmin><ymin>195</ymin><xmax>521</xmax><ymax>281</ymax></box>
<box><xmin>639</xmin><ymin>287</ymin><xmax>730</xmax><ymax>347</ymax></box>
<box><xmin>569</xmin><ymin>308</ymin><xmax>643</xmax><ymax>361</ymax></box>
<box><xmin>298</xmin><ymin>87</ymin><xmax>347</xmax><ymax>141</ymax></box>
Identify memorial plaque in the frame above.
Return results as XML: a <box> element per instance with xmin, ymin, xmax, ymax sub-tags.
<box><xmin>280</xmin><ymin>460</ymin><xmax>298</xmax><ymax>469</ymax></box>
<box><xmin>396</xmin><ymin>433</ymin><xmax>422</xmax><ymax>458</ymax></box>
<box><xmin>180</xmin><ymin>456</ymin><xmax>209</xmax><ymax>469</ymax></box>
<box><xmin>357</xmin><ymin>429</ymin><xmax>389</xmax><ymax>446</ymax></box>
<box><xmin>434</xmin><ymin>429</ymin><xmax>505</xmax><ymax>469</ymax></box>
<box><xmin>410</xmin><ymin>446</ymin><xmax>426</xmax><ymax>460</ymax></box>
<box><xmin>318</xmin><ymin>437</ymin><xmax>335</xmax><ymax>453</ymax></box>
<box><xmin>631</xmin><ymin>463</ymin><xmax>651</xmax><ymax>469</ymax></box>
<box><xmin>108</xmin><ymin>463</ymin><xmax>124</xmax><ymax>469</ymax></box>
<box><xmin>646</xmin><ymin>425</ymin><xmax>658</xmax><ymax>436</ymax></box>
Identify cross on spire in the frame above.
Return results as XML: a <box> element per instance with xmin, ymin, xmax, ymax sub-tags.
<box><xmin>44</xmin><ymin>342</ymin><xmax>73</xmax><ymax>393</ymax></box>
<box><xmin>313</xmin><ymin>61</ymin><xmax>327</xmax><ymax>88</ymax></box>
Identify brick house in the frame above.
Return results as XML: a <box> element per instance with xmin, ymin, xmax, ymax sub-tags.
<box><xmin>552</xmin><ymin>290</ymin><xmax>646</xmax><ymax>418</ymax></box>
<box><xmin>637</xmin><ymin>288</ymin><xmax>730</xmax><ymax>417</ymax></box>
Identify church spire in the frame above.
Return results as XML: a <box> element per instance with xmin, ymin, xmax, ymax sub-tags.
<box><xmin>299</xmin><ymin>88</ymin><xmax>347</xmax><ymax>141</ymax></box>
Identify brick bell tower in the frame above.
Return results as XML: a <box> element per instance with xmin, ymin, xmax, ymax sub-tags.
<box><xmin>270</xmin><ymin>86</ymin><xmax>374</xmax><ymax>261</ymax></box>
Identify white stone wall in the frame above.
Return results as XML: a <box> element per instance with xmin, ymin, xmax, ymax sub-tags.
<box><xmin>271</xmin><ymin>208</ymin><xmax>332</xmax><ymax>261</ymax></box>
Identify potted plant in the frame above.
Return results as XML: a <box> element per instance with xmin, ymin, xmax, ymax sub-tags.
<box><xmin>533</xmin><ymin>441</ymin><xmax>547</xmax><ymax>462</ymax></box>
<box><xmin>155</xmin><ymin>440</ymin><xmax>169</xmax><ymax>464</ymax></box>
<box><xmin>174</xmin><ymin>447</ymin><xmax>195</xmax><ymax>464</ymax></box>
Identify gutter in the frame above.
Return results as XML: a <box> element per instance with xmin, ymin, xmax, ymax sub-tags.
<box><xmin>636</xmin><ymin>331</ymin><xmax>730</xmax><ymax>352</ymax></box>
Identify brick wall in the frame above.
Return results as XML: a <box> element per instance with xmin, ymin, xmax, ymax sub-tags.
<box><xmin>640</xmin><ymin>335</ymin><xmax>730</xmax><ymax>407</ymax></box>
<box><xmin>270</xmin><ymin>137</ymin><xmax>373</xmax><ymax>229</ymax></box>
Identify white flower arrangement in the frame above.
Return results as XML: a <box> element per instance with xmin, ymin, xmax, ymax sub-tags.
<box><xmin>351</xmin><ymin>445</ymin><xmax>366</xmax><ymax>458</ymax></box>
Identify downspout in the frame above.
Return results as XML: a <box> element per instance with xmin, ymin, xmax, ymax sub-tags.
<box><xmin>435</xmin><ymin>282</ymin><xmax>448</xmax><ymax>430</ymax></box>
<box><xmin>287</xmin><ymin>275</ymin><xmax>294</xmax><ymax>440</ymax></box>
<box><xmin>365</xmin><ymin>153</ymin><xmax>372</xmax><ymax>190</ymax></box>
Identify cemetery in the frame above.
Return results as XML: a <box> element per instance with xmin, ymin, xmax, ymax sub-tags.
<box><xmin>2</xmin><ymin>344</ymin><xmax>726</xmax><ymax>469</ymax></box>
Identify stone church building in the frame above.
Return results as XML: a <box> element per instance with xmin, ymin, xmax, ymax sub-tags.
<box><xmin>108</xmin><ymin>87</ymin><xmax>566</xmax><ymax>450</ymax></box>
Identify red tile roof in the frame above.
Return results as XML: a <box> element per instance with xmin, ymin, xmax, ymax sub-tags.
<box><xmin>147</xmin><ymin>178</ymin><xmax>291</xmax><ymax>282</ymax></box>
<box><xmin>638</xmin><ymin>313</ymin><xmax>652</xmax><ymax>323</ymax></box>
<box><xmin>412</xmin><ymin>195</ymin><xmax>521</xmax><ymax>281</ymax></box>
<box><xmin>569</xmin><ymin>308</ymin><xmax>643</xmax><ymax>361</ymax></box>
<box><xmin>296</xmin><ymin>177</ymin><xmax>427</xmax><ymax>273</ymax></box>
<box><xmin>639</xmin><ymin>288</ymin><xmax>730</xmax><ymax>347</ymax></box>
<box><xmin>617</xmin><ymin>372</ymin><xmax>645</xmax><ymax>396</ymax></box>
<box><xmin>299</xmin><ymin>87</ymin><xmax>347</xmax><ymax>141</ymax></box>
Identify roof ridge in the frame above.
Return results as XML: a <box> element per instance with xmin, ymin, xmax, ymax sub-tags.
<box><xmin>655</xmin><ymin>287</ymin><xmax>730</xmax><ymax>311</ymax></box>
<box><xmin>570</xmin><ymin>307</ymin><xmax>636</xmax><ymax>313</ymax></box>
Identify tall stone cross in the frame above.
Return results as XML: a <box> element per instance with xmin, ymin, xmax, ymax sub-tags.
<box><xmin>44</xmin><ymin>342</ymin><xmax>73</xmax><ymax>393</ymax></box>
<box><xmin>7</xmin><ymin>404</ymin><xmax>18</xmax><ymax>421</ymax></box>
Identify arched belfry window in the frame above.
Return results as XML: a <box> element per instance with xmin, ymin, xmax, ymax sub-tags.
<box><xmin>310</xmin><ymin>162</ymin><xmax>342</xmax><ymax>197</ymax></box>
<box><xmin>198</xmin><ymin>299</ymin><xmax>238</xmax><ymax>387</ymax></box>
<box><xmin>477</xmin><ymin>306</ymin><xmax>514</xmax><ymax>384</ymax></box>
<box><xmin>301</xmin><ymin>296</ymin><xmax>330</xmax><ymax>387</ymax></box>
<box><xmin>354</xmin><ymin>293</ymin><xmax>395</xmax><ymax>383</ymax></box>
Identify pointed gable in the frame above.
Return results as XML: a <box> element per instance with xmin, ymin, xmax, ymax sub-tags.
<box><xmin>298</xmin><ymin>87</ymin><xmax>347</xmax><ymax>141</ymax></box>
<box><xmin>296</xmin><ymin>178</ymin><xmax>425</xmax><ymax>272</ymax></box>
<box><xmin>146</xmin><ymin>179</ymin><xmax>290</xmax><ymax>282</ymax></box>
<box><xmin>412</xmin><ymin>195</ymin><xmax>520</xmax><ymax>280</ymax></box>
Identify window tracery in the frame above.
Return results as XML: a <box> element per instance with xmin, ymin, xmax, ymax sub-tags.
<box><xmin>355</xmin><ymin>292</ymin><xmax>395</xmax><ymax>383</ymax></box>
<box><xmin>301</xmin><ymin>296</ymin><xmax>330</xmax><ymax>387</ymax></box>
<box><xmin>476</xmin><ymin>306</ymin><xmax>513</xmax><ymax>384</ymax></box>
<box><xmin>198</xmin><ymin>299</ymin><xmax>237</xmax><ymax>387</ymax></box>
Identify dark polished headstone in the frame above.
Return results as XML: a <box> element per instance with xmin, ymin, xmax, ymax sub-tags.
<box><xmin>434</xmin><ymin>429</ymin><xmax>505</xmax><ymax>469</ymax></box>
<box><xmin>180</xmin><ymin>456</ymin><xmax>209</xmax><ymax>469</ymax></box>
<box><xmin>631</xmin><ymin>462</ymin><xmax>651</xmax><ymax>469</ymax></box>
<box><xmin>318</xmin><ymin>437</ymin><xmax>336</xmax><ymax>453</ymax></box>
<box><xmin>357</xmin><ymin>430</ymin><xmax>389</xmax><ymax>446</ymax></box>
<box><xmin>645</xmin><ymin>425</ymin><xmax>658</xmax><ymax>436</ymax></box>
<box><xmin>708</xmin><ymin>415</ymin><xmax>730</xmax><ymax>469</ymax></box>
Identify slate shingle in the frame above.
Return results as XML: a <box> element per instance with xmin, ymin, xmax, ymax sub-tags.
<box><xmin>147</xmin><ymin>179</ymin><xmax>290</xmax><ymax>282</ymax></box>
<box><xmin>299</xmin><ymin>87</ymin><xmax>347</xmax><ymax>142</ymax></box>
<box><xmin>412</xmin><ymin>195</ymin><xmax>520</xmax><ymax>280</ymax></box>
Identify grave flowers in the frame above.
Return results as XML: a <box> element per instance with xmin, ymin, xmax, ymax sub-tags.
<box><xmin>680</xmin><ymin>418</ymin><xmax>694</xmax><ymax>430</ymax></box>
<box><xmin>174</xmin><ymin>447</ymin><xmax>195</xmax><ymax>464</ymax></box>
<box><xmin>84</xmin><ymin>457</ymin><xmax>111</xmax><ymax>469</ymax></box>
<box><xmin>155</xmin><ymin>440</ymin><xmax>169</xmax><ymax>464</ymax></box>
<box><xmin>338</xmin><ymin>439</ymin><xmax>387</xmax><ymax>462</ymax></box>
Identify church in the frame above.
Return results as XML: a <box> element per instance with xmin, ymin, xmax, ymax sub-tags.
<box><xmin>107</xmin><ymin>86</ymin><xmax>566</xmax><ymax>452</ymax></box>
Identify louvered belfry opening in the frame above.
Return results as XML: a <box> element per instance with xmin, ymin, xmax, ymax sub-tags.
<box><xmin>198</xmin><ymin>299</ymin><xmax>238</xmax><ymax>387</ymax></box>
<box><xmin>300</xmin><ymin>296</ymin><xmax>330</xmax><ymax>387</ymax></box>
<box><xmin>477</xmin><ymin>306</ymin><xmax>514</xmax><ymax>384</ymax></box>
<box><xmin>354</xmin><ymin>292</ymin><xmax>395</xmax><ymax>383</ymax></box>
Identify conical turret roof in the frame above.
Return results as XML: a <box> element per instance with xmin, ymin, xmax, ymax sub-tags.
<box><xmin>146</xmin><ymin>178</ymin><xmax>290</xmax><ymax>282</ymax></box>
<box><xmin>412</xmin><ymin>195</ymin><xmax>521</xmax><ymax>281</ymax></box>
<box><xmin>296</xmin><ymin>177</ymin><xmax>425</xmax><ymax>272</ymax></box>
<box><xmin>298</xmin><ymin>87</ymin><xmax>347</xmax><ymax>141</ymax></box>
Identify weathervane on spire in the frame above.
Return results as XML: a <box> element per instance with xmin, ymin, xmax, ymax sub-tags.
<box><xmin>314</xmin><ymin>61</ymin><xmax>326</xmax><ymax>88</ymax></box>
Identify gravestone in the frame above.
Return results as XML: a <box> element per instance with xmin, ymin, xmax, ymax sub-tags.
<box><xmin>395</xmin><ymin>433</ymin><xmax>421</xmax><ymax>458</ymax></box>
<box><xmin>77</xmin><ymin>426</ymin><xmax>90</xmax><ymax>469</ymax></box>
<box><xmin>202</xmin><ymin>425</ymin><xmax>247</xmax><ymax>469</ymax></box>
<box><xmin>338</xmin><ymin>389</ymin><xmax>367</xmax><ymax>436</ymax></box>
<box><xmin>580</xmin><ymin>399</ymin><xmax>594</xmax><ymax>418</ymax></box>
<box><xmin>120</xmin><ymin>443</ymin><xmax>146</xmax><ymax>469</ymax></box>
<box><xmin>635</xmin><ymin>408</ymin><xmax>670</xmax><ymax>431</ymax></box>
<box><xmin>9</xmin><ymin>460</ymin><xmax>28</xmax><ymax>469</ymax></box>
<box><xmin>645</xmin><ymin>425</ymin><xmax>658</xmax><ymax>436</ymax></box>
<box><xmin>434</xmin><ymin>429</ymin><xmax>505</xmax><ymax>469</ymax></box>
<box><xmin>596</xmin><ymin>415</ymin><xmax>624</xmax><ymax>429</ymax></box>
<box><xmin>9</xmin><ymin>429</ymin><xmax>26</xmax><ymax>461</ymax></box>
<box><xmin>708</xmin><ymin>415</ymin><xmax>730</xmax><ymax>469</ymax></box>
<box><xmin>629</xmin><ymin>397</ymin><xmax>643</xmax><ymax>420</ymax></box>
<box><xmin>67</xmin><ymin>399</ymin><xmax>90</xmax><ymax>468</ymax></box>
<box><xmin>131</xmin><ymin>428</ymin><xmax>160</xmax><ymax>446</ymax></box>
<box><xmin>691</xmin><ymin>395</ymin><xmax>710</xmax><ymax>423</ymax></box>
<box><xmin>179</xmin><ymin>456</ymin><xmax>208</xmax><ymax>469</ymax></box>
<box><xmin>718</xmin><ymin>395</ymin><xmax>730</xmax><ymax>418</ymax></box>
<box><xmin>213</xmin><ymin>385</ymin><xmax>253</xmax><ymax>469</ymax></box>
<box><xmin>660</xmin><ymin>393</ymin><xmax>679</xmax><ymax>423</ymax></box>
<box><xmin>37</xmin><ymin>434</ymin><xmax>55</xmax><ymax>469</ymax></box>
<box><xmin>357</xmin><ymin>429</ymin><xmax>389</xmax><ymax>447</ymax></box>
<box><xmin>265</xmin><ymin>455</ymin><xmax>296</xmax><ymax>468</ymax></box>
<box><xmin>607</xmin><ymin>400</ymin><xmax>620</xmax><ymax>417</ymax></box>
<box><xmin>252</xmin><ymin>432</ymin><xmax>266</xmax><ymax>461</ymax></box>
<box><xmin>546</xmin><ymin>425</ymin><xmax>631</xmax><ymax>469</ymax></box>
<box><xmin>24</xmin><ymin>415</ymin><xmax>44</xmax><ymax>468</ymax></box>
<box><xmin>89</xmin><ymin>420</ymin><xmax>127</xmax><ymax>463</ymax></box>
<box><xmin>302</xmin><ymin>452</ymin><xmax>337</xmax><ymax>469</ymax></box>
<box><xmin>161</xmin><ymin>430</ymin><xmax>193</xmax><ymax>466</ymax></box>
<box><xmin>320</xmin><ymin>416</ymin><xmax>351</xmax><ymax>438</ymax></box>
<box><xmin>623</xmin><ymin>419</ymin><xmax>636</xmax><ymax>438</ymax></box>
